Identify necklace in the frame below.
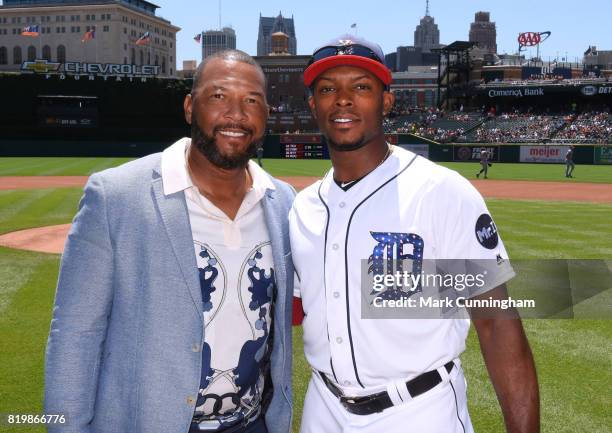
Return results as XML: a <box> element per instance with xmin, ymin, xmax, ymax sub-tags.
<box><xmin>337</xmin><ymin>144</ymin><xmax>393</xmax><ymax>187</ymax></box>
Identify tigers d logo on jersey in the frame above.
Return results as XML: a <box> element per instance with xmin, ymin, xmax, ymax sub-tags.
<box><xmin>368</xmin><ymin>232</ymin><xmax>424</xmax><ymax>296</ymax></box>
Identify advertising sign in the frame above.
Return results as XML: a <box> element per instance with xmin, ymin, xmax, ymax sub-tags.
<box><xmin>481</xmin><ymin>84</ymin><xmax>612</xmax><ymax>98</ymax></box>
<box><xmin>20</xmin><ymin>59</ymin><xmax>160</xmax><ymax>82</ymax></box>
<box><xmin>517</xmin><ymin>31</ymin><xmax>551</xmax><ymax>53</ymax></box>
<box><xmin>594</xmin><ymin>146</ymin><xmax>612</xmax><ymax>165</ymax></box>
<box><xmin>453</xmin><ymin>146</ymin><xmax>500</xmax><ymax>162</ymax></box>
<box><xmin>520</xmin><ymin>145</ymin><xmax>567</xmax><ymax>163</ymax></box>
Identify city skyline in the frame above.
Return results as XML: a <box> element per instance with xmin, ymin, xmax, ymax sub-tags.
<box><xmin>151</xmin><ymin>0</ymin><xmax>610</xmax><ymax>67</ymax></box>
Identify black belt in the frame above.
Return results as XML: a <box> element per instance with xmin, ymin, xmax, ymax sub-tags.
<box><xmin>318</xmin><ymin>361</ymin><xmax>454</xmax><ymax>416</ymax></box>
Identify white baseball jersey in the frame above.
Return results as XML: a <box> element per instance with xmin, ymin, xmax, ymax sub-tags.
<box><xmin>289</xmin><ymin>145</ymin><xmax>515</xmax><ymax>394</ymax></box>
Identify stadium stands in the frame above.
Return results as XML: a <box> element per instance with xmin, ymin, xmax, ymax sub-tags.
<box><xmin>383</xmin><ymin>99</ymin><xmax>611</xmax><ymax>144</ymax></box>
<box><xmin>553</xmin><ymin>111</ymin><xmax>612</xmax><ymax>144</ymax></box>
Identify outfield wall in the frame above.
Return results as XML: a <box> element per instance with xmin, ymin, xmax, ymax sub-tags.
<box><xmin>0</xmin><ymin>135</ymin><xmax>610</xmax><ymax>164</ymax></box>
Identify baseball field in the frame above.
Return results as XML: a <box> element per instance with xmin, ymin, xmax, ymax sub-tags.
<box><xmin>0</xmin><ymin>157</ymin><xmax>611</xmax><ymax>433</ymax></box>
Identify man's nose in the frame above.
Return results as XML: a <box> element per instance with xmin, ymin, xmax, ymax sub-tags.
<box><xmin>335</xmin><ymin>88</ymin><xmax>353</xmax><ymax>107</ymax></box>
<box><xmin>224</xmin><ymin>98</ymin><xmax>248</xmax><ymax>121</ymax></box>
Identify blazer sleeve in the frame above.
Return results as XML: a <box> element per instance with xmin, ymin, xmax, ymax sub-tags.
<box><xmin>44</xmin><ymin>173</ymin><xmax>114</xmax><ymax>433</ymax></box>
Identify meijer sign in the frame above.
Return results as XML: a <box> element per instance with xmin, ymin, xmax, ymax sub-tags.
<box><xmin>520</xmin><ymin>145</ymin><xmax>567</xmax><ymax>163</ymax></box>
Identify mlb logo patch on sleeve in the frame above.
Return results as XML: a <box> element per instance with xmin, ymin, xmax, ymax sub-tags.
<box><xmin>475</xmin><ymin>214</ymin><xmax>498</xmax><ymax>249</ymax></box>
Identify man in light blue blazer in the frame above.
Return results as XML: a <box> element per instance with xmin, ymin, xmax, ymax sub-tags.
<box><xmin>45</xmin><ymin>50</ymin><xmax>294</xmax><ymax>433</ymax></box>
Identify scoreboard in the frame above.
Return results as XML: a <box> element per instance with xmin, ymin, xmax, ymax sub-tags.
<box><xmin>284</xmin><ymin>143</ymin><xmax>325</xmax><ymax>159</ymax></box>
<box><xmin>281</xmin><ymin>134</ymin><xmax>328</xmax><ymax>159</ymax></box>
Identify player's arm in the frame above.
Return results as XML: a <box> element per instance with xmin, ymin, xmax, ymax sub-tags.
<box><xmin>44</xmin><ymin>173</ymin><xmax>114</xmax><ymax>433</ymax></box>
<box><xmin>469</xmin><ymin>284</ymin><xmax>540</xmax><ymax>433</ymax></box>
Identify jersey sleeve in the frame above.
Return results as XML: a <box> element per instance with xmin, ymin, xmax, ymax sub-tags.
<box><xmin>433</xmin><ymin>170</ymin><xmax>515</xmax><ymax>297</ymax></box>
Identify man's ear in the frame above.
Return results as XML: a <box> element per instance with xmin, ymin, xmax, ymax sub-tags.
<box><xmin>308</xmin><ymin>95</ymin><xmax>317</xmax><ymax>120</ymax></box>
<box><xmin>184</xmin><ymin>94</ymin><xmax>193</xmax><ymax>125</ymax></box>
<box><xmin>382</xmin><ymin>90</ymin><xmax>395</xmax><ymax>116</ymax></box>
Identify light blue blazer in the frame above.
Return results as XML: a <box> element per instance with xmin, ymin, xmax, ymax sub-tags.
<box><xmin>44</xmin><ymin>153</ymin><xmax>295</xmax><ymax>433</ymax></box>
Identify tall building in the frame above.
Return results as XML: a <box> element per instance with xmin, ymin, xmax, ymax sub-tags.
<box><xmin>396</xmin><ymin>45</ymin><xmax>439</xmax><ymax>70</ymax></box>
<box><xmin>414</xmin><ymin>0</ymin><xmax>440</xmax><ymax>52</ymax></box>
<box><xmin>177</xmin><ymin>59</ymin><xmax>196</xmax><ymax>79</ymax></box>
<box><xmin>201</xmin><ymin>27</ymin><xmax>235</xmax><ymax>60</ymax></box>
<box><xmin>257</xmin><ymin>12</ymin><xmax>296</xmax><ymax>56</ymax></box>
<box><xmin>0</xmin><ymin>0</ymin><xmax>180</xmax><ymax>76</ymax></box>
<box><xmin>254</xmin><ymin>54</ymin><xmax>314</xmax><ymax>132</ymax></box>
<box><xmin>469</xmin><ymin>11</ymin><xmax>497</xmax><ymax>55</ymax></box>
<box><xmin>584</xmin><ymin>46</ymin><xmax>612</xmax><ymax>71</ymax></box>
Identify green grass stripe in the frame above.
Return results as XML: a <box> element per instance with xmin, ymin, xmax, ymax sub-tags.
<box><xmin>487</xmin><ymin>199</ymin><xmax>612</xmax><ymax>259</ymax></box>
<box><xmin>0</xmin><ymin>250</ymin><xmax>58</xmax><ymax>429</ymax></box>
<box><xmin>440</xmin><ymin>162</ymin><xmax>612</xmax><ymax>184</ymax></box>
<box><xmin>0</xmin><ymin>157</ymin><xmax>134</xmax><ymax>176</ymax></box>
<box><xmin>35</xmin><ymin>157</ymin><xmax>99</xmax><ymax>176</ymax></box>
<box><xmin>0</xmin><ymin>188</ymin><xmax>82</xmax><ymax>235</ymax></box>
<box><xmin>463</xmin><ymin>319</ymin><xmax>612</xmax><ymax>433</ymax></box>
<box><xmin>0</xmin><ymin>248</ymin><xmax>51</xmax><ymax>315</ymax></box>
<box><xmin>0</xmin><ymin>189</ymin><xmax>51</xmax><ymax>227</ymax></box>
<box><xmin>1</xmin><ymin>157</ymin><xmax>611</xmax><ymax>183</ymax></box>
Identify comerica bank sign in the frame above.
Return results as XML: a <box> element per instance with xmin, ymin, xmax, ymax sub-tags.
<box><xmin>488</xmin><ymin>88</ymin><xmax>545</xmax><ymax>98</ymax></box>
<box><xmin>21</xmin><ymin>59</ymin><xmax>161</xmax><ymax>81</ymax></box>
<box><xmin>483</xmin><ymin>84</ymin><xmax>612</xmax><ymax>99</ymax></box>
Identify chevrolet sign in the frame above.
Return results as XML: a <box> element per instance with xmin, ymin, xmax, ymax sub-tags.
<box><xmin>21</xmin><ymin>60</ymin><xmax>160</xmax><ymax>77</ymax></box>
<box><xmin>21</xmin><ymin>59</ymin><xmax>62</xmax><ymax>73</ymax></box>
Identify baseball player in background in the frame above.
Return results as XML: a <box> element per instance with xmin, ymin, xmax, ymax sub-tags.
<box><xmin>476</xmin><ymin>148</ymin><xmax>490</xmax><ymax>179</ymax></box>
<box><xmin>565</xmin><ymin>145</ymin><xmax>575</xmax><ymax>178</ymax></box>
<box><xmin>289</xmin><ymin>35</ymin><xmax>539</xmax><ymax>433</ymax></box>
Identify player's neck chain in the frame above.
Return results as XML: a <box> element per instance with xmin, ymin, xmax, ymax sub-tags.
<box><xmin>335</xmin><ymin>144</ymin><xmax>393</xmax><ymax>191</ymax></box>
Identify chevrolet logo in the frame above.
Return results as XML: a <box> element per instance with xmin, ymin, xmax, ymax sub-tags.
<box><xmin>21</xmin><ymin>59</ymin><xmax>62</xmax><ymax>74</ymax></box>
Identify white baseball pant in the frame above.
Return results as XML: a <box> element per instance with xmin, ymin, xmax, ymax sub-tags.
<box><xmin>299</xmin><ymin>362</ymin><xmax>474</xmax><ymax>433</ymax></box>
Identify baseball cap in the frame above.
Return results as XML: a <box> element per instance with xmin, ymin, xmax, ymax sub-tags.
<box><xmin>304</xmin><ymin>34</ymin><xmax>392</xmax><ymax>87</ymax></box>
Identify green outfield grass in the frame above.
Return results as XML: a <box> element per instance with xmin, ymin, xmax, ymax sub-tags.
<box><xmin>0</xmin><ymin>188</ymin><xmax>610</xmax><ymax>432</ymax></box>
<box><xmin>1</xmin><ymin>157</ymin><xmax>611</xmax><ymax>183</ymax></box>
<box><xmin>0</xmin><ymin>157</ymin><xmax>133</xmax><ymax>176</ymax></box>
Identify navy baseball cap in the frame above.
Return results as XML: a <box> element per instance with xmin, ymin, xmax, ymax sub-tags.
<box><xmin>304</xmin><ymin>34</ymin><xmax>392</xmax><ymax>87</ymax></box>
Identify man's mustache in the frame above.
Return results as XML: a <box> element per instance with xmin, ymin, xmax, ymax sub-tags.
<box><xmin>213</xmin><ymin>123</ymin><xmax>254</xmax><ymax>135</ymax></box>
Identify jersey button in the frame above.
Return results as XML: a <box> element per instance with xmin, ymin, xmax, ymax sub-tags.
<box><xmin>339</xmin><ymin>202</ymin><xmax>346</xmax><ymax>208</ymax></box>
<box><xmin>333</xmin><ymin>292</ymin><xmax>340</xmax><ymax>298</ymax></box>
<box><xmin>336</xmin><ymin>337</ymin><xmax>343</xmax><ymax>344</ymax></box>
<box><xmin>332</xmin><ymin>243</ymin><xmax>339</xmax><ymax>250</ymax></box>
<box><xmin>343</xmin><ymin>381</ymin><xmax>351</xmax><ymax>386</ymax></box>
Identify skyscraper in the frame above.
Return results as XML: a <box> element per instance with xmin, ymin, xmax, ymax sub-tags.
<box><xmin>469</xmin><ymin>11</ymin><xmax>497</xmax><ymax>54</ymax></box>
<box><xmin>414</xmin><ymin>0</ymin><xmax>440</xmax><ymax>53</ymax></box>
<box><xmin>201</xmin><ymin>27</ymin><xmax>236</xmax><ymax>60</ymax></box>
<box><xmin>257</xmin><ymin>12</ymin><xmax>296</xmax><ymax>56</ymax></box>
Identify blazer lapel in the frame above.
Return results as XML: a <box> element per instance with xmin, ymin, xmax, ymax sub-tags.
<box><xmin>151</xmin><ymin>176</ymin><xmax>203</xmax><ymax>320</ymax></box>
<box><xmin>261</xmin><ymin>188</ymin><xmax>287</xmax><ymax>338</ymax></box>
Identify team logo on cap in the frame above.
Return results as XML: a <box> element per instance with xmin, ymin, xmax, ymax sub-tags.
<box><xmin>338</xmin><ymin>39</ymin><xmax>353</xmax><ymax>46</ymax></box>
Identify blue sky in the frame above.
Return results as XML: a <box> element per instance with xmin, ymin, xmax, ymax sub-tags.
<box><xmin>154</xmin><ymin>0</ymin><xmax>610</xmax><ymax>67</ymax></box>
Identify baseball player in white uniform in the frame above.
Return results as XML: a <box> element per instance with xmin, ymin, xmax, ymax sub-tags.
<box><xmin>289</xmin><ymin>35</ymin><xmax>539</xmax><ymax>433</ymax></box>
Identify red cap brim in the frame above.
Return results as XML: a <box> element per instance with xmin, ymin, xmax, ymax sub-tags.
<box><xmin>304</xmin><ymin>55</ymin><xmax>392</xmax><ymax>87</ymax></box>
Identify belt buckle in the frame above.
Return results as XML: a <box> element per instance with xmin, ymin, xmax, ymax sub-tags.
<box><xmin>193</xmin><ymin>407</ymin><xmax>261</xmax><ymax>432</ymax></box>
